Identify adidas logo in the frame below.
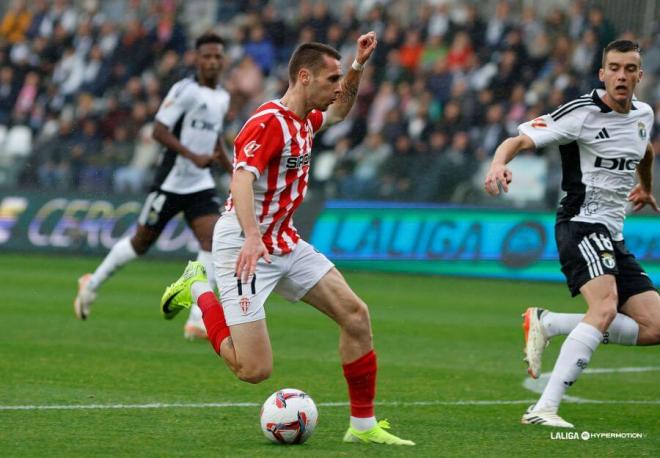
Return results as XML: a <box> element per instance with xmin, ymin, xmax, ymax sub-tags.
<box><xmin>595</xmin><ymin>127</ymin><xmax>610</xmax><ymax>139</ymax></box>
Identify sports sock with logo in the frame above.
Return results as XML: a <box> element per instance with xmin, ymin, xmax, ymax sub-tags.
<box><xmin>88</xmin><ymin>237</ymin><xmax>138</xmax><ymax>290</ymax></box>
<box><xmin>541</xmin><ymin>311</ymin><xmax>638</xmax><ymax>344</ymax></box>
<box><xmin>342</xmin><ymin>350</ymin><xmax>378</xmax><ymax>431</ymax></box>
<box><xmin>534</xmin><ymin>322</ymin><xmax>602</xmax><ymax>411</ymax></box>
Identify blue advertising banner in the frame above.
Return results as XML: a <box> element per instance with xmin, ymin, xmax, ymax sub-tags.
<box><xmin>310</xmin><ymin>201</ymin><xmax>660</xmax><ymax>283</ymax></box>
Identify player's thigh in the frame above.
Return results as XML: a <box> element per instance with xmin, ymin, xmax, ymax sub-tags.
<box><xmin>612</xmin><ymin>240</ymin><xmax>657</xmax><ymax>308</ymax></box>
<box><xmin>189</xmin><ymin>214</ymin><xmax>219</xmax><ymax>251</ymax></box>
<box><xmin>556</xmin><ymin>222</ymin><xmax>618</xmax><ymax>299</ymax></box>
<box><xmin>183</xmin><ymin>189</ymin><xmax>221</xmax><ymax>251</ymax></box>
<box><xmin>271</xmin><ymin>240</ymin><xmax>361</xmax><ymax>324</ymax></box>
<box><xmin>213</xmin><ymin>217</ymin><xmax>285</xmax><ymax>326</ymax></box>
<box><xmin>620</xmin><ymin>290</ymin><xmax>660</xmax><ymax>335</ymax></box>
<box><xmin>579</xmin><ymin>274</ymin><xmax>618</xmax><ymax>315</ymax></box>
<box><xmin>228</xmin><ymin>319</ymin><xmax>273</xmax><ymax>376</ymax></box>
<box><xmin>301</xmin><ymin>267</ymin><xmax>371</xmax><ymax>331</ymax></box>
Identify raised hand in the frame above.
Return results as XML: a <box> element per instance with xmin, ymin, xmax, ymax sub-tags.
<box><xmin>355</xmin><ymin>31</ymin><xmax>377</xmax><ymax>65</ymax></box>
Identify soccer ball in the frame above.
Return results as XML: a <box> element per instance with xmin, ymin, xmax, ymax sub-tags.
<box><xmin>260</xmin><ymin>388</ymin><xmax>318</xmax><ymax>444</ymax></box>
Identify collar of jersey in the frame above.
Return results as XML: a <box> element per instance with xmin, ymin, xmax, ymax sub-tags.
<box><xmin>593</xmin><ymin>88</ymin><xmax>638</xmax><ymax>113</ymax></box>
<box><xmin>273</xmin><ymin>99</ymin><xmax>306</xmax><ymax>122</ymax></box>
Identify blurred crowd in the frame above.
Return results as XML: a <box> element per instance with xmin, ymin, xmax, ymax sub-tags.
<box><xmin>0</xmin><ymin>0</ymin><xmax>659</xmax><ymax>206</ymax></box>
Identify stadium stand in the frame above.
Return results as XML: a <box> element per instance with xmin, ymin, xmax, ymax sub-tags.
<box><xmin>0</xmin><ymin>0</ymin><xmax>658</xmax><ymax>208</ymax></box>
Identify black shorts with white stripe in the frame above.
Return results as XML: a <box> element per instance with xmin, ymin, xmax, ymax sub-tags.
<box><xmin>555</xmin><ymin>221</ymin><xmax>656</xmax><ymax>308</ymax></box>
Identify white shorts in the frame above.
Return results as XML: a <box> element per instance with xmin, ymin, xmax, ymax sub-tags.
<box><xmin>212</xmin><ymin>213</ymin><xmax>335</xmax><ymax>326</ymax></box>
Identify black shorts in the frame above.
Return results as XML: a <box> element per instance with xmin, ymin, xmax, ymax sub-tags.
<box><xmin>137</xmin><ymin>188</ymin><xmax>222</xmax><ymax>233</ymax></box>
<box><xmin>555</xmin><ymin>221</ymin><xmax>656</xmax><ymax>308</ymax></box>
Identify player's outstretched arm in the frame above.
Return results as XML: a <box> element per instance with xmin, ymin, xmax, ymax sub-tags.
<box><xmin>628</xmin><ymin>143</ymin><xmax>659</xmax><ymax>212</ymax></box>
<box><xmin>325</xmin><ymin>31</ymin><xmax>377</xmax><ymax>127</ymax></box>
<box><xmin>231</xmin><ymin>169</ymin><xmax>272</xmax><ymax>283</ymax></box>
<box><xmin>484</xmin><ymin>134</ymin><xmax>536</xmax><ymax>196</ymax></box>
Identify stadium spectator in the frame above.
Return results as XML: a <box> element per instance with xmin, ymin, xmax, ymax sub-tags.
<box><xmin>0</xmin><ymin>66</ymin><xmax>17</xmax><ymax>124</ymax></box>
<box><xmin>0</xmin><ymin>0</ymin><xmax>31</xmax><ymax>45</ymax></box>
<box><xmin>0</xmin><ymin>0</ymin><xmax>657</xmax><ymax>209</ymax></box>
<box><xmin>243</xmin><ymin>24</ymin><xmax>275</xmax><ymax>76</ymax></box>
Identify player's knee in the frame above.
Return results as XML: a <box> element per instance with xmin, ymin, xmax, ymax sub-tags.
<box><xmin>236</xmin><ymin>365</ymin><xmax>271</xmax><ymax>384</ymax></box>
<box><xmin>341</xmin><ymin>299</ymin><xmax>371</xmax><ymax>335</ymax></box>
<box><xmin>131</xmin><ymin>237</ymin><xmax>152</xmax><ymax>255</ymax></box>
<box><xmin>647</xmin><ymin>321</ymin><xmax>660</xmax><ymax>344</ymax></box>
<box><xmin>594</xmin><ymin>288</ymin><xmax>618</xmax><ymax>320</ymax></box>
<box><xmin>591</xmin><ymin>305</ymin><xmax>618</xmax><ymax>329</ymax></box>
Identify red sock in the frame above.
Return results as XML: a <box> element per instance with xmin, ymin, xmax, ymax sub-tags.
<box><xmin>342</xmin><ymin>350</ymin><xmax>377</xmax><ymax>418</ymax></box>
<box><xmin>198</xmin><ymin>292</ymin><xmax>230</xmax><ymax>355</ymax></box>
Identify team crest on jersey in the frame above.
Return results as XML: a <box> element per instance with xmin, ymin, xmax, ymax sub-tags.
<box><xmin>243</xmin><ymin>140</ymin><xmax>261</xmax><ymax>157</ymax></box>
<box><xmin>638</xmin><ymin>122</ymin><xmax>646</xmax><ymax>140</ymax></box>
<box><xmin>601</xmin><ymin>252</ymin><xmax>616</xmax><ymax>269</ymax></box>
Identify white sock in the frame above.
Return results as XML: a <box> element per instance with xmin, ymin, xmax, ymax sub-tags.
<box><xmin>534</xmin><ymin>322</ymin><xmax>602</xmax><ymax>411</ymax></box>
<box><xmin>196</xmin><ymin>250</ymin><xmax>217</xmax><ymax>291</ymax></box>
<box><xmin>350</xmin><ymin>416</ymin><xmax>377</xmax><ymax>431</ymax></box>
<box><xmin>186</xmin><ymin>251</ymin><xmax>216</xmax><ymax>326</ymax></box>
<box><xmin>541</xmin><ymin>312</ymin><xmax>638</xmax><ymax>345</ymax></box>
<box><xmin>540</xmin><ymin>312</ymin><xmax>583</xmax><ymax>338</ymax></box>
<box><xmin>188</xmin><ymin>281</ymin><xmax>213</xmax><ymax>327</ymax></box>
<box><xmin>603</xmin><ymin>313</ymin><xmax>639</xmax><ymax>345</ymax></box>
<box><xmin>88</xmin><ymin>237</ymin><xmax>138</xmax><ymax>291</ymax></box>
<box><xmin>191</xmin><ymin>281</ymin><xmax>213</xmax><ymax>303</ymax></box>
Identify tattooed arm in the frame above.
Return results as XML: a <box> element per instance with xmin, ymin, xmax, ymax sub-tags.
<box><xmin>325</xmin><ymin>31</ymin><xmax>377</xmax><ymax>127</ymax></box>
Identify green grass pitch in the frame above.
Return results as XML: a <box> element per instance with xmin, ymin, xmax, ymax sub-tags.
<box><xmin>0</xmin><ymin>253</ymin><xmax>658</xmax><ymax>457</ymax></box>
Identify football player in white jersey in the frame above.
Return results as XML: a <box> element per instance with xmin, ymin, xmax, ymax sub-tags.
<box><xmin>485</xmin><ymin>40</ymin><xmax>659</xmax><ymax>428</ymax></box>
<box><xmin>74</xmin><ymin>33</ymin><xmax>233</xmax><ymax>340</ymax></box>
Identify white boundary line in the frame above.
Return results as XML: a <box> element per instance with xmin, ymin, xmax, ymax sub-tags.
<box><xmin>522</xmin><ymin>366</ymin><xmax>660</xmax><ymax>403</ymax></box>
<box><xmin>2</xmin><ymin>367</ymin><xmax>658</xmax><ymax>412</ymax></box>
<box><xmin>1</xmin><ymin>398</ymin><xmax>659</xmax><ymax>412</ymax></box>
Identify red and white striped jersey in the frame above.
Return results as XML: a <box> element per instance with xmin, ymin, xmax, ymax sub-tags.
<box><xmin>225</xmin><ymin>99</ymin><xmax>326</xmax><ymax>255</ymax></box>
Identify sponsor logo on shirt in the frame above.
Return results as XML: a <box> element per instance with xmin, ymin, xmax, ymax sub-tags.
<box><xmin>593</xmin><ymin>156</ymin><xmax>639</xmax><ymax>171</ymax></box>
<box><xmin>285</xmin><ymin>153</ymin><xmax>311</xmax><ymax>169</ymax></box>
<box><xmin>191</xmin><ymin>119</ymin><xmax>219</xmax><ymax>132</ymax></box>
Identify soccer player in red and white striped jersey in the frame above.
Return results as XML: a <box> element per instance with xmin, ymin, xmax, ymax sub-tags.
<box><xmin>224</xmin><ymin>97</ymin><xmax>325</xmax><ymax>254</ymax></box>
<box><xmin>161</xmin><ymin>31</ymin><xmax>414</xmax><ymax>445</ymax></box>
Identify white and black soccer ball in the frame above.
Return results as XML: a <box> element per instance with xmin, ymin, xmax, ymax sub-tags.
<box><xmin>260</xmin><ymin>388</ymin><xmax>318</xmax><ymax>444</ymax></box>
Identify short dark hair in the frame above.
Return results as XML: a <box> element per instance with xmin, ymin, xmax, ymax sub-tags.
<box><xmin>601</xmin><ymin>39</ymin><xmax>641</xmax><ymax>66</ymax></box>
<box><xmin>195</xmin><ymin>33</ymin><xmax>225</xmax><ymax>50</ymax></box>
<box><xmin>288</xmin><ymin>42</ymin><xmax>341</xmax><ymax>83</ymax></box>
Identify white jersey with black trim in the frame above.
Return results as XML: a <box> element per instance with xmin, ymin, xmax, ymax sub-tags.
<box><xmin>519</xmin><ymin>88</ymin><xmax>654</xmax><ymax>241</ymax></box>
<box><xmin>153</xmin><ymin>77</ymin><xmax>230</xmax><ymax>194</ymax></box>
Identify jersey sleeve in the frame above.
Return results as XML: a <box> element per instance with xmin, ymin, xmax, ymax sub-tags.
<box><xmin>307</xmin><ymin>110</ymin><xmax>327</xmax><ymax>134</ymax></box>
<box><xmin>234</xmin><ymin>116</ymin><xmax>284</xmax><ymax>178</ymax></box>
<box><xmin>155</xmin><ymin>81</ymin><xmax>194</xmax><ymax>127</ymax></box>
<box><xmin>518</xmin><ymin>108</ymin><xmax>586</xmax><ymax>148</ymax></box>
